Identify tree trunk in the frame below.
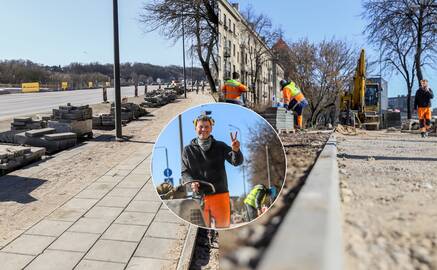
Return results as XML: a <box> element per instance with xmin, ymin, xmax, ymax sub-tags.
<box><xmin>415</xmin><ymin>8</ymin><xmax>424</xmax><ymax>84</ymax></box>
<box><xmin>407</xmin><ymin>87</ymin><xmax>412</xmax><ymax>120</ymax></box>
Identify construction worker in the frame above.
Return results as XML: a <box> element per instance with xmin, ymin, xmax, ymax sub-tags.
<box><xmin>244</xmin><ymin>184</ymin><xmax>278</xmax><ymax>221</ymax></box>
<box><xmin>181</xmin><ymin>114</ymin><xmax>244</xmax><ymax>228</ymax></box>
<box><xmin>414</xmin><ymin>79</ymin><xmax>434</xmax><ymax>138</ymax></box>
<box><xmin>280</xmin><ymin>79</ymin><xmax>309</xmax><ymax>129</ymax></box>
<box><xmin>222</xmin><ymin>72</ymin><xmax>247</xmax><ymax>106</ymax></box>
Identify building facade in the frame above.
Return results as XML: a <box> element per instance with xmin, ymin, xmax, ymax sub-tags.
<box><xmin>217</xmin><ymin>0</ymin><xmax>284</xmax><ymax>106</ymax></box>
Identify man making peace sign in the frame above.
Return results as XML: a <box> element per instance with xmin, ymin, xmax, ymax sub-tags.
<box><xmin>181</xmin><ymin>114</ymin><xmax>244</xmax><ymax>228</ymax></box>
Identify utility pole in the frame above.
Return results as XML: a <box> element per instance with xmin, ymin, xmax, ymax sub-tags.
<box><xmin>266</xmin><ymin>145</ymin><xmax>271</xmax><ymax>189</ymax></box>
<box><xmin>112</xmin><ymin>0</ymin><xmax>122</xmax><ymax>138</ymax></box>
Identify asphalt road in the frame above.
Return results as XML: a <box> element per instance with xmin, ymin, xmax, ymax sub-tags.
<box><xmin>0</xmin><ymin>85</ymin><xmax>160</xmax><ymax>120</ymax></box>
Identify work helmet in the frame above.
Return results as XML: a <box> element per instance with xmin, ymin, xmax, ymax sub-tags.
<box><xmin>279</xmin><ymin>79</ymin><xmax>288</xmax><ymax>89</ymax></box>
<box><xmin>193</xmin><ymin>114</ymin><xmax>215</xmax><ymax>127</ymax></box>
<box><xmin>268</xmin><ymin>186</ymin><xmax>278</xmax><ymax>200</ymax></box>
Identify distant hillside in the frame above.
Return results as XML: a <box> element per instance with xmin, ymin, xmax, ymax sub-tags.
<box><xmin>0</xmin><ymin>60</ymin><xmax>205</xmax><ymax>88</ymax></box>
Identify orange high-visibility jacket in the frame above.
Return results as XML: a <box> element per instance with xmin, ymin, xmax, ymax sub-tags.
<box><xmin>222</xmin><ymin>79</ymin><xmax>247</xmax><ymax>99</ymax></box>
<box><xmin>282</xmin><ymin>82</ymin><xmax>305</xmax><ymax>104</ymax></box>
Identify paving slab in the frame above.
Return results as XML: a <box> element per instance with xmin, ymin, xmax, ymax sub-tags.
<box><xmin>134</xmin><ymin>237</ymin><xmax>183</xmax><ymax>260</ymax></box>
<box><xmin>63</xmin><ymin>198</ymin><xmax>98</xmax><ymax>210</ymax></box>
<box><xmin>2</xmin><ymin>234</ymin><xmax>56</xmax><ymax>255</ymax></box>
<box><xmin>85</xmin><ymin>239</ymin><xmax>137</xmax><ymax>263</ymax></box>
<box><xmin>101</xmin><ymin>224</ymin><xmax>148</xmax><ymax>242</ymax></box>
<box><xmin>48</xmin><ymin>232</ymin><xmax>100</xmax><ymax>252</ymax></box>
<box><xmin>114</xmin><ymin>212</ymin><xmax>155</xmax><ymax>226</ymax></box>
<box><xmin>25</xmin><ymin>249</ymin><xmax>84</xmax><ymax>270</ymax></box>
<box><xmin>125</xmin><ymin>201</ymin><xmax>161</xmax><ymax>213</ymax></box>
<box><xmin>96</xmin><ymin>195</ymin><xmax>133</xmax><ymax>208</ymax></box>
<box><xmin>154</xmin><ymin>210</ymin><xmax>181</xmax><ymax>224</ymax></box>
<box><xmin>47</xmin><ymin>207</ymin><xmax>86</xmax><ymax>222</ymax></box>
<box><xmin>83</xmin><ymin>206</ymin><xmax>123</xmax><ymax>220</ymax></box>
<box><xmin>75</xmin><ymin>260</ymin><xmax>125</xmax><ymax>270</ymax></box>
<box><xmin>145</xmin><ymin>222</ymin><xmax>189</xmax><ymax>240</ymax></box>
<box><xmin>133</xmin><ymin>191</ymin><xmax>160</xmax><ymax>202</ymax></box>
<box><xmin>106</xmin><ymin>187</ymin><xmax>139</xmax><ymax>198</ymax></box>
<box><xmin>68</xmin><ymin>218</ymin><xmax>112</xmax><ymax>234</ymax></box>
<box><xmin>25</xmin><ymin>220</ymin><xmax>73</xmax><ymax>237</ymax></box>
<box><xmin>0</xmin><ymin>252</ymin><xmax>34</xmax><ymax>270</ymax></box>
<box><xmin>126</xmin><ymin>257</ymin><xmax>176</xmax><ymax>270</ymax></box>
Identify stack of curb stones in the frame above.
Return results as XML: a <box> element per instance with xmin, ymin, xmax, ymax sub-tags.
<box><xmin>259</xmin><ymin>107</ymin><xmax>294</xmax><ymax>133</ymax></box>
<box><xmin>0</xmin><ymin>117</ymin><xmax>48</xmax><ymax>144</ymax></box>
<box><xmin>14</xmin><ymin>127</ymin><xmax>77</xmax><ymax>154</ymax></box>
<box><xmin>0</xmin><ymin>144</ymin><xmax>45</xmax><ymax>175</ymax></box>
<box><xmin>48</xmin><ymin>104</ymin><xmax>93</xmax><ymax>138</ymax></box>
<box><xmin>142</xmin><ymin>89</ymin><xmax>178</xmax><ymax>108</ymax></box>
<box><xmin>93</xmin><ymin>102</ymin><xmax>148</xmax><ymax>128</ymax></box>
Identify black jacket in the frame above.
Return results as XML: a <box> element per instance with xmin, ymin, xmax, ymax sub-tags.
<box><xmin>181</xmin><ymin>136</ymin><xmax>244</xmax><ymax>194</ymax></box>
<box><xmin>414</xmin><ymin>88</ymin><xmax>433</xmax><ymax>109</ymax></box>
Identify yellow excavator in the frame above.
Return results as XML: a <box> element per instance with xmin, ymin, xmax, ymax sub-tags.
<box><xmin>339</xmin><ymin>49</ymin><xmax>382</xmax><ymax>130</ymax></box>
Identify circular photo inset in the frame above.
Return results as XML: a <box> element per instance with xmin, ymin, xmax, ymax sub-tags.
<box><xmin>152</xmin><ymin>103</ymin><xmax>286</xmax><ymax>229</ymax></box>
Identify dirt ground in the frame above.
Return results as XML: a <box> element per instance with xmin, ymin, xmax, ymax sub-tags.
<box><xmin>0</xmin><ymin>92</ymin><xmax>213</xmax><ymax>248</ymax></box>
<box><xmin>338</xmin><ymin>130</ymin><xmax>437</xmax><ymax>270</ymax></box>
<box><xmin>219</xmin><ymin>131</ymin><xmax>331</xmax><ymax>269</ymax></box>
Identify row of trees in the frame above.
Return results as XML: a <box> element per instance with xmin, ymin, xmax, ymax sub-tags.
<box><xmin>0</xmin><ymin>59</ymin><xmax>206</xmax><ymax>87</ymax></box>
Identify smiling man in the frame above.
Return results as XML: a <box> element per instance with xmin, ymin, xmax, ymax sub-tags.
<box><xmin>181</xmin><ymin>114</ymin><xmax>244</xmax><ymax>228</ymax></box>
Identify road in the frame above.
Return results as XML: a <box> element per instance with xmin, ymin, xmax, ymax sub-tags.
<box><xmin>0</xmin><ymin>85</ymin><xmax>160</xmax><ymax>120</ymax></box>
<box><xmin>338</xmin><ymin>131</ymin><xmax>437</xmax><ymax>270</ymax></box>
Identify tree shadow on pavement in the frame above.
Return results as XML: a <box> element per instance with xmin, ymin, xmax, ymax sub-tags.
<box><xmin>92</xmin><ymin>134</ymin><xmax>154</xmax><ymax>144</ymax></box>
<box><xmin>0</xmin><ymin>175</ymin><xmax>47</xmax><ymax>203</ymax></box>
<box><xmin>338</xmin><ymin>153</ymin><xmax>437</xmax><ymax>162</ymax></box>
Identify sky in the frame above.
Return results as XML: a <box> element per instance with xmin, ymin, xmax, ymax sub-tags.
<box><xmin>235</xmin><ymin>0</ymin><xmax>436</xmax><ymax>107</ymax></box>
<box><xmin>151</xmin><ymin>103</ymin><xmax>281</xmax><ymax>197</ymax></box>
<box><xmin>0</xmin><ymin>0</ymin><xmax>188</xmax><ymax>66</ymax></box>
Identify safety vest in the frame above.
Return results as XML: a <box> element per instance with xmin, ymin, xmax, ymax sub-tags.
<box><xmin>222</xmin><ymin>79</ymin><xmax>246</xmax><ymax>99</ymax></box>
<box><xmin>244</xmin><ymin>184</ymin><xmax>265</xmax><ymax>208</ymax></box>
<box><xmin>283</xmin><ymin>82</ymin><xmax>305</xmax><ymax>104</ymax></box>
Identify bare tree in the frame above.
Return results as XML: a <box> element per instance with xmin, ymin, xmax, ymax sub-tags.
<box><xmin>245</xmin><ymin>120</ymin><xmax>286</xmax><ymax>189</ymax></box>
<box><xmin>362</xmin><ymin>0</ymin><xmax>437</xmax><ymax>118</ymax></box>
<box><xmin>241</xmin><ymin>5</ymin><xmax>281</xmax><ymax>105</ymax></box>
<box><xmin>287</xmin><ymin>39</ymin><xmax>355</xmax><ymax>127</ymax></box>
<box><xmin>139</xmin><ymin>0</ymin><xmax>218</xmax><ymax>92</ymax></box>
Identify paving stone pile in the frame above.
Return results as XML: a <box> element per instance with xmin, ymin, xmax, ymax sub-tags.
<box><xmin>14</xmin><ymin>128</ymin><xmax>77</xmax><ymax>154</ymax></box>
<box><xmin>142</xmin><ymin>90</ymin><xmax>178</xmax><ymax>108</ymax></box>
<box><xmin>0</xmin><ymin>144</ymin><xmax>45</xmax><ymax>175</ymax></box>
<box><xmin>93</xmin><ymin>102</ymin><xmax>149</xmax><ymax>128</ymax></box>
<box><xmin>258</xmin><ymin>107</ymin><xmax>294</xmax><ymax>133</ymax></box>
<box><xmin>48</xmin><ymin>104</ymin><xmax>93</xmax><ymax>138</ymax></box>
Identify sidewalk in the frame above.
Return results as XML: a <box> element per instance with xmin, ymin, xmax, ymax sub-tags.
<box><xmin>0</xmin><ymin>92</ymin><xmax>214</xmax><ymax>269</ymax></box>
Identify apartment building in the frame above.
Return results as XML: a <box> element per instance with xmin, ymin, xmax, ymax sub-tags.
<box><xmin>217</xmin><ymin>0</ymin><xmax>284</xmax><ymax>106</ymax></box>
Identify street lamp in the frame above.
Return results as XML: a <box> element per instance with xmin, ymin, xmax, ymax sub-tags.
<box><xmin>182</xmin><ymin>11</ymin><xmax>187</xmax><ymax>99</ymax></box>
<box><xmin>228</xmin><ymin>124</ymin><xmax>246</xmax><ymax>197</ymax></box>
<box><xmin>112</xmin><ymin>0</ymin><xmax>122</xmax><ymax>138</ymax></box>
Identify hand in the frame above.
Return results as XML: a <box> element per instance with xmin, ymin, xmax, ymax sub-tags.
<box><xmin>230</xmin><ymin>131</ymin><xmax>240</xmax><ymax>152</ymax></box>
<box><xmin>191</xmin><ymin>182</ymin><xmax>200</xmax><ymax>193</ymax></box>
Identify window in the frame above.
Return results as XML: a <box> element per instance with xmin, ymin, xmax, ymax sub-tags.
<box><xmin>224</xmin><ymin>14</ymin><xmax>227</xmax><ymax>28</ymax></box>
<box><xmin>233</xmin><ymin>44</ymin><xmax>236</xmax><ymax>57</ymax></box>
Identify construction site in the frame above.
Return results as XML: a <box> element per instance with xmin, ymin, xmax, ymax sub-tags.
<box><xmin>1</xmin><ymin>0</ymin><xmax>437</xmax><ymax>269</ymax></box>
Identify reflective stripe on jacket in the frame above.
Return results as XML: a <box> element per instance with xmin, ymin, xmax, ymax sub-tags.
<box><xmin>282</xmin><ymin>82</ymin><xmax>305</xmax><ymax>104</ymax></box>
<box><xmin>244</xmin><ymin>184</ymin><xmax>266</xmax><ymax>209</ymax></box>
<box><xmin>222</xmin><ymin>79</ymin><xmax>247</xmax><ymax>99</ymax></box>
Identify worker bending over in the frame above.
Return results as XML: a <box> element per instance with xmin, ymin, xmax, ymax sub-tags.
<box><xmin>222</xmin><ymin>72</ymin><xmax>247</xmax><ymax>106</ymax></box>
<box><xmin>280</xmin><ymin>79</ymin><xmax>308</xmax><ymax>129</ymax></box>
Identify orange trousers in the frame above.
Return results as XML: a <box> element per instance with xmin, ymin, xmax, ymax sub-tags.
<box><xmin>418</xmin><ymin>107</ymin><xmax>432</xmax><ymax>132</ymax></box>
<box><xmin>203</xmin><ymin>192</ymin><xmax>230</xmax><ymax>228</ymax></box>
